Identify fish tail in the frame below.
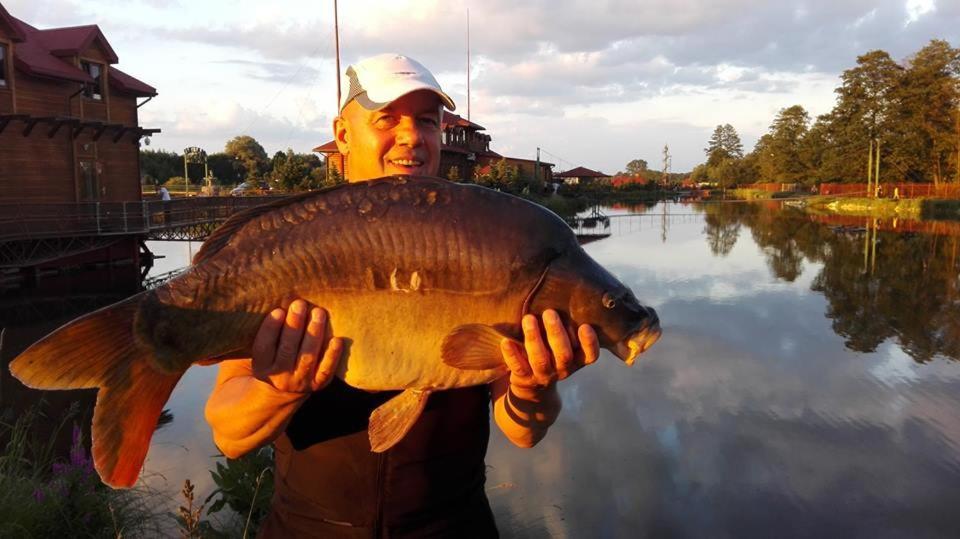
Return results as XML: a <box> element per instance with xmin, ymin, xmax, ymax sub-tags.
<box><xmin>9</xmin><ymin>293</ymin><xmax>183</xmax><ymax>488</ymax></box>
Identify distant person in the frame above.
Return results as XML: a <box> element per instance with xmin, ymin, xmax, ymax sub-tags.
<box><xmin>158</xmin><ymin>185</ymin><xmax>171</xmax><ymax>224</ymax></box>
<box><xmin>204</xmin><ymin>54</ymin><xmax>601</xmax><ymax>538</ymax></box>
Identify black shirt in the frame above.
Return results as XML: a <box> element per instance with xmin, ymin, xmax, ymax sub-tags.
<box><xmin>259</xmin><ymin>379</ymin><xmax>499</xmax><ymax>538</ymax></box>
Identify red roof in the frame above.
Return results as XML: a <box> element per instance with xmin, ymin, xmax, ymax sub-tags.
<box><xmin>312</xmin><ymin>140</ymin><xmax>339</xmax><ymax>153</ymax></box>
<box><xmin>0</xmin><ymin>4</ymin><xmax>26</xmax><ymax>42</ymax></box>
<box><xmin>555</xmin><ymin>166</ymin><xmax>608</xmax><ymax>178</ymax></box>
<box><xmin>442</xmin><ymin>111</ymin><xmax>484</xmax><ymax>131</ymax></box>
<box><xmin>4</xmin><ymin>9</ymin><xmax>154</xmax><ymax>96</ymax></box>
<box><xmin>37</xmin><ymin>25</ymin><xmax>118</xmax><ymax>63</ymax></box>
<box><xmin>110</xmin><ymin>67</ymin><xmax>156</xmax><ymax>97</ymax></box>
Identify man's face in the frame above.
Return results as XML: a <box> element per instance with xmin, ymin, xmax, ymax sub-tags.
<box><xmin>335</xmin><ymin>90</ymin><xmax>442</xmax><ymax>182</ymax></box>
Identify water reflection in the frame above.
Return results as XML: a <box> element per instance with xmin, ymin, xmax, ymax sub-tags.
<box><xmin>696</xmin><ymin>202</ymin><xmax>960</xmax><ymax>362</ymax></box>
<box><xmin>4</xmin><ymin>209</ymin><xmax>960</xmax><ymax>537</ymax></box>
<box><xmin>487</xmin><ymin>201</ymin><xmax>960</xmax><ymax>537</ymax></box>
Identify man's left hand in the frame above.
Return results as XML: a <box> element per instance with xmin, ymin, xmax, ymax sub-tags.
<box><xmin>498</xmin><ymin>309</ymin><xmax>599</xmax><ymax>398</ymax></box>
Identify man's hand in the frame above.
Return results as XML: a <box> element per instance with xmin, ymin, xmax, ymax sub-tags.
<box><xmin>498</xmin><ymin>309</ymin><xmax>600</xmax><ymax>398</ymax></box>
<box><xmin>251</xmin><ymin>299</ymin><xmax>344</xmax><ymax>394</ymax></box>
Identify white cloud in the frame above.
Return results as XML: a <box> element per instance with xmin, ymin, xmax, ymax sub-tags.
<box><xmin>5</xmin><ymin>0</ymin><xmax>956</xmax><ymax>173</ymax></box>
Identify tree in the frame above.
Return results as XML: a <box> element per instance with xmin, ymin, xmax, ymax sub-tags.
<box><xmin>224</xmin><ymin>135</ymin><xmax>269</xmax><ymax>182</ymax></box>
<box><xmin>818</xmin><ymin>50</ymin><xmax>903</xmax><ymax>183</ymax></box>
<box><xmin>892</xmin><ymin>40</ymin><xmax>960</xmax><ymax>184</ymax></box>
<box><xmin>474</xmin><ymin>159</ymin><xmax>520</xmax><ymax>192</ymax></box>
<box><xmin>207</xmin><ymin>152</ymin><xmax>243</xmax><ymax>186</ymax></box>
<box><xmin>625</xmin><ymin>159</ymin><xmax>648</xmax><ymax>176</ymax></box>
<box><xmin>705</xmin><ymin>124</ymin><xmax>744</xmax><ymax>165</ymax></box>
<box><xmin>761</xmin><ymin>105</ymin><xmax>810</xmax><ymax>183</ymax></box>
<box><xmin>269</xmin><ymin>149</ymin><xmax>310</xmax><ymax>191</ymax></box>
<box><xmin>140</xmin><ymin>149</ymin><xmax>181</xmax><ymax>185</ymax></box>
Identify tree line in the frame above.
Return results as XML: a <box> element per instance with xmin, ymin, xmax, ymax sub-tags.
<box><xmin>692</xmin><ymin>39</ymin><xmax>960</xmax><ymax>188</ymax></box>
<box><xmin>140</xmin><ymin>135</ymin><xmax>344</xmax><ymax>192</ymax></box>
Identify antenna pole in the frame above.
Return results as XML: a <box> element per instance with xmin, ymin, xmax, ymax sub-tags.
<box><xmin>467</xmin><ymin>8</ymin><xmax>471</xmax><ymax>121</ymax></box>
<box><xmin>334</xmin><ymin>0</ymin><xmax>342</xmax><ymax>111</ymax></box>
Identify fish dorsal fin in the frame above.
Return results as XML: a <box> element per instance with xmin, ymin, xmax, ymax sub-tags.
<box><xmin>192</xmin><ymin>185</ymin><xmax>349</xmax><ymax>264</ymax></box>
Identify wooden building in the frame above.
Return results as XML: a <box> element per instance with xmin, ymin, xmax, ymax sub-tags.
<box><xmin>555</xmin><ymin>166</ymin><xmax>610</xmax><ymax>186</ymax></box>
<box><xmin>0</xmin><ymin>3</ymin><xmax>159</xmax><ymax>289</ymax></box>
<box><xmin>313</xmin><ymin>111</ymin><xmax>552</xmax><ymax>182</ymax></box>
<box><xmin>0</xmin><ymin>3</ymin><xmax>158</xmax><ymax>204</ymax></box>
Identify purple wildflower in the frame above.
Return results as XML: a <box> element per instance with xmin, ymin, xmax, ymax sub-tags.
<box><xmin>32</xmin><ymin>487</ymin><xmax>45</xmax><ymax>503</ymax></box>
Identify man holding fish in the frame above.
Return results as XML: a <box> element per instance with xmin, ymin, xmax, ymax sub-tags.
<box><xmin>10</xmin><ymin>53</ymin><xmax>659</xmax><ymax>537</ymax></box>
<box><xmin>205</xmin><ymin>55</ymin><xmax>602</xmax><ymax>537</ymax></box>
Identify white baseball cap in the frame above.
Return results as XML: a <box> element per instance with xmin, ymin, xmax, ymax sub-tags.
<box><xmin>339</xmin><ymin>54</ymin><xmax>456</xmax><ymax>113</ymax></box>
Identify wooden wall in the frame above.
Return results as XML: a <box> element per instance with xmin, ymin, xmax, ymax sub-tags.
<box><xmin>15</xmin><ymin>75</ymin><xmax>78</xmax><ymax>117</ymax></box>
<box><xmin>96</xmin><ymin>133</ymin><xmax>141</xmax><ymax>201</ymax></box>
<box><xmin>0</xmin><ymin>39</ymin><xmax>147</xmax><ymax>205</ymax></box>
<box><xmin>0</xmin><ymin>125</ymin><xmax>74</xmax><ymax>203</ymax></box>
<box><xmin>109</xmin><ymin>94</ymin><xmax>138</xmax><ymax>126</ymax></box>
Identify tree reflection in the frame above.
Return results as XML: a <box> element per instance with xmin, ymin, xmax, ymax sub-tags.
<box><xmin>700</xmin><ymin>202</ymin><xmax>755</xmax><ymax>257</ymax></box>
<box><xmin>736</xmin><ymin>207</ymin><xmax>960</xmax><ymax>362</ymax></box>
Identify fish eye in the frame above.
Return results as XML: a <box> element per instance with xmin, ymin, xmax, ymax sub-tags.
<box><xmin>602</xmin><ymin>292</ymin><xmax>617</xmax><ymax>309</ymax></box>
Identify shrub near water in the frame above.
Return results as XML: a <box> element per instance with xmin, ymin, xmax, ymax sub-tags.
<box><xmin>0</xmin><ymin>404</ymin><xmax>165</xmax><ymax>538</ymax></box>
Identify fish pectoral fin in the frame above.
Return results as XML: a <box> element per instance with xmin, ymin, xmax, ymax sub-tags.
<box><xmin>441</xmin><ymin>324</ymin><xmax>515</xmax><ymax>370</ymax></box>
<box><xmin>368</xmin><ymin>389</ymin><xmax>432</xmax><ymax>452</ymax></box>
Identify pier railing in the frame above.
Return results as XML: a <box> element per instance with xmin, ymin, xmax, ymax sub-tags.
<box><xmin>0</xmin><ymin>197</ymin><xmax>283</xmax><ymax>243</ymax></box>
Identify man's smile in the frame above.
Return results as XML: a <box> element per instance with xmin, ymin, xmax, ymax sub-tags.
<box><xmin>388</xmin><ymin>158</ymin><xmax>426</xmax><ymax>170</ymax></box>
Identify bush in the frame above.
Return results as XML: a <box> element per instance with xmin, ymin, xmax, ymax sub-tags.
<box><xmin>0</xmin><ymin>403</ymin><xmax>167</xmax><ymax>537</ymax></box>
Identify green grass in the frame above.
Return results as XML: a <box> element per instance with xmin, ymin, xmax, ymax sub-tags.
<box><xmin>0</xmin><ymin>402</ymin><xmax>168</xmax><ymax>538</ymax></box>
<box><xmin>804</xmin><ymin>196</ymin><xmax>925</xmax><ymax>219</ymax></box>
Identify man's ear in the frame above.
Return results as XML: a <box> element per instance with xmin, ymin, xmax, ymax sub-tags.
<box><xmin>334</xmin><ymin>116</ymin><xmax>349</xmax><ymax>155</ymax></box>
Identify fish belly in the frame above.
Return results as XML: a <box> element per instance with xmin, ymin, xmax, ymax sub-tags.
<box><xmin>304</xmin><ymin>289</ymin><xmax>519</xmax><ymax>391</ymax></box>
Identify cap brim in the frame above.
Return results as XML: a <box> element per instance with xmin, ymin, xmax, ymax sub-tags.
<box><xmin>354</xmin><ymin>83</ymin><xmax>456</xmax><ymax>112</ymax></box>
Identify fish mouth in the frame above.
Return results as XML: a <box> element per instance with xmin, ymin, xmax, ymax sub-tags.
<box><xmin>614</xmin><ymin>321</ymin><xmax>662</xmax><ymax>366</ymax></box>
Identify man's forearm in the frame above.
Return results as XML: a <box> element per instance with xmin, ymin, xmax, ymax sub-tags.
<box><xmin>205</xmin><ymin>371</ymin><xmax>308</xmax><ymax>458</ymax></box>
<box><xmin>492</xmin><ymin>378</ymin><xmax>562</xmax><ymax>448</ymax></box>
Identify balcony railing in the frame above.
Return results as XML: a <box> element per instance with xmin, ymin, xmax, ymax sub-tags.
<box><xmin>0</xmin><ymin>196</ymin><xmax>282</xmax><ymax>243</ymax></box>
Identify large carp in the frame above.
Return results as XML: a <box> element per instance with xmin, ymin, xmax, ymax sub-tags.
<box><xmin>10</xmin><ymin>176</ymin><xmax>661</xmax><ymax>488</ymax></box>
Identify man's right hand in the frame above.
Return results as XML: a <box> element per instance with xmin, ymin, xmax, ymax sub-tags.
<box><xmin>251</xmin><ymin>299</ymin><xmax>344</xmax><ymax>394</ymax></box>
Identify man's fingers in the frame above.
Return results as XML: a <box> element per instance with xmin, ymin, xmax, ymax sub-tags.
<box><xmin>292</xmin><ymin>307</ymin><xmax>326</xmax><ymax>383</ymax></box>
<box><xmin>522</xmin><ymin>314</ymin><xmax>555</xmax><ymax>386</ymax></box>
<box><xmin>251</xmin><ymin>308</ymin><xmax>285</xmax><ymax>376</ymax></box>
<box><xmin>543</xmin><ymin>310</ymin><xmax>575</xmax><ymax>379</ymax></box>
<box><xmin>275</xmin><ymin>299</ymin><xmax>309</xmax><ymax>373</ymax></box>
<box><xmin>578</xmin><ymin>324</ymin><xmax>600</xmax><ymax>365</ymax></box>
<box><xmin>313</xmin><ymin>337</ymin><xmax>344</xmax><ymax>390</ymax></box>
<box><xmin>500</xmin><ymin>339</ymin><xmax>531</xmax><ymax>378</ymax></box>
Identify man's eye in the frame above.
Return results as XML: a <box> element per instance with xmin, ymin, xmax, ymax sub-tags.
<box><xmin>419</xmin><ymin>117</ymin><xmax>439</xmax><ymax>127</ymax></box>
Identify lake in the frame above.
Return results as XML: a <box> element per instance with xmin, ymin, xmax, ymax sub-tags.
<box><xmin>5</xmin><ymin>199</ymin><xmax>960</xmax><ymax>537</ymax></box>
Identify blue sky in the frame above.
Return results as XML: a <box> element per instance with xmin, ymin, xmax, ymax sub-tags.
<box><xmin>5</xmin><ymin>0</ymin><xmax>956</xmax><ymax>173</ymax></box>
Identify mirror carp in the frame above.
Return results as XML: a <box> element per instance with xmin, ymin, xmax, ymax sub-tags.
<box><xmin>10</xmin><ymin>176</ymin><xmax>661</xmax><ymax>488</ymax></box>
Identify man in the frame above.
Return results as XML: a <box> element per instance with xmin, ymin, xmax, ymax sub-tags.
<box><xmin>205</xmin><ymin>54</ymin><xmax>599</xmax><ymax>538</ymax></box>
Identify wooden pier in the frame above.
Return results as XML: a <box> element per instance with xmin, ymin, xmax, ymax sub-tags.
<box><xmin>0</xmin><ymin>196</ymin><xmax>282</xmax><ymax>269</ymax></box>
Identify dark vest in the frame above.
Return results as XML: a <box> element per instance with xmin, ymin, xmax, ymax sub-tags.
<box><xmin>259</xmin><ymin>379</ymin><xmax>499</xmax><ymax>538</ymax></box>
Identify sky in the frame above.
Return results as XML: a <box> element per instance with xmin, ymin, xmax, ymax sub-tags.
<box><xmin>5</xmin><ymin>0</ymin><xmax>957</xmax><ymax>173</ymax></box>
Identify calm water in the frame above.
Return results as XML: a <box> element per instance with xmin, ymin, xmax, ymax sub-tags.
<box><xmin>5</xmin><ymin>201</ymin><xmax>960</xmax><ymax>537</ymax></box>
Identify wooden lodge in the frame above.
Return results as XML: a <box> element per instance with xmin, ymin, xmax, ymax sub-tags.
<box><xmin>0</xmin><ymin>3</ymin><xmax>159</xmax><ymax>289</ymax></box>
<box><xmin>313</xmin><ymin>110</ymin><xmax>553</xmax><ymax>183</ymax></box>
<box><xmin>0</xmin><ymin>3</ymin><xmax>158</xmax><ymax>205</ymax></box>
<box><xmin>555</xmin><ymin>166</ymin><xmax>610</xmax><ymax>186</ymax></box>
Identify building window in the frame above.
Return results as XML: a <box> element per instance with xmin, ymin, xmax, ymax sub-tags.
<box><xmin>81</xmin><ymin>61</ymin><xmax>103</xmax><ymax>100</ymax></box>
<box><xmin>0</xmin><ymin>44</ymin><xmax>7</xmax><ymax>88</ymax></box>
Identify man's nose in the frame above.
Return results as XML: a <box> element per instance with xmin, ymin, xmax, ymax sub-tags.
<box><xmin>395</xmin><ymin>118</ymin><xmax>424</xmax><ymax>147</ymax></box>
